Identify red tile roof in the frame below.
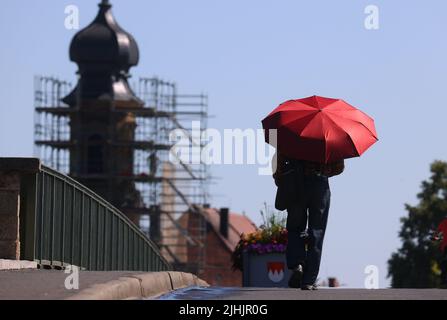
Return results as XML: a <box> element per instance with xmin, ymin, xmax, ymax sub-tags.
<box><xmin>201</xmin><ymin>207</ymin><xmax>258</xmax><ymax>252</ymax></box>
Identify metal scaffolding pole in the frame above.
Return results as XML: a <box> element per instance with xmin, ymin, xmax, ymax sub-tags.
<box><xmin>34</xmin><ymin>75</ymin><xmax>211</xmax><ymax>277</ymax></box>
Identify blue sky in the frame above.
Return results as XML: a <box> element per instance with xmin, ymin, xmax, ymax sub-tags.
<box><xmin>1</xmin><ymin>0</ymin><xmax>447</xmax><ymax>288</ymax></box>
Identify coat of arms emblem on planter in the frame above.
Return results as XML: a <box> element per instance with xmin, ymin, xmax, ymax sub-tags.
<box><xmin>267</xmin><ymin>261</ymin><xmax>285</xmax><ymax>283</ymax></box>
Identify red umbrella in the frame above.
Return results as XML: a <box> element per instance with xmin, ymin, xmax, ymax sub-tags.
<box><xmin>261</xmin><ymin>95</ymin><xmax>378</xmax><ymax>163</ymax></box>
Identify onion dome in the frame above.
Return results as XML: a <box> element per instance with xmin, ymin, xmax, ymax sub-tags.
<box><xmin>63</xmin><ymin>0</ymin><xmax>142</xmax><ymax>107</ymax></box>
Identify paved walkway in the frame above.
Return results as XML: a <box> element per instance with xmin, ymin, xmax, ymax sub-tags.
<box><xmin>2</xmin><ymin>270</ymin><xmax>447</xmax><ymax>300</ymax></box>
<box><xmin>156</xmin><ymin>286</ymin><xmax>447</xmax><ymax>300</ymax></box>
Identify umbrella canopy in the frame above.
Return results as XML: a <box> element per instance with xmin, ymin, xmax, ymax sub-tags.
<box><xmin>262</xmin><ymin>95</ymin><xmax>378</xmax><ymax>163</ymax></box>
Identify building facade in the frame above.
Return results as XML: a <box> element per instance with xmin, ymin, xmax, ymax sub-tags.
<box><xmin>180</xmin><ymin>207</ymin><xmax>258</xmax><ymax>286</ymax></box>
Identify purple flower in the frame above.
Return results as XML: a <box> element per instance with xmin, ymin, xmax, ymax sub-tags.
<box><xmin>241</xmin><ymin>238</ymin><xmax>288</xmax><ymax>255</ymax></box>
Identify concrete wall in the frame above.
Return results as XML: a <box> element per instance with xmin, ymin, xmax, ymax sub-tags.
<box><xmin>0</xmin><ymin>158</ymin><xmax>40</xmax><ymax>260</ymax></box>
<box><xmin>0</xmin><ymin>171</ymin><xmax>21</xmax><ymax>259</ymax></box>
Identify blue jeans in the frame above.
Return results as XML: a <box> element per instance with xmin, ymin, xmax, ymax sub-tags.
<box><xmin>286</xmin><ymin>174</ymin><xmax>331</xmax><ymax>286</ymax></box>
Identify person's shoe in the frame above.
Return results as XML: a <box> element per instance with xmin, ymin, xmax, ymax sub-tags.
<box><xmin>301</xmin><ymin>284</ymin><xmax>318</xmax><ymax>290</ymax></box>
<box><xmin>288</xmin><ymin>265</ymin><xmax>303</xmax><ymax>288</ymax></box>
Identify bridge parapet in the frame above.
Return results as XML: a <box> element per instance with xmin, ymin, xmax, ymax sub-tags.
<box><xmin>0</xmin><ymin>158</ymin><xmax>171</xmax><ymax>271</ymax></box>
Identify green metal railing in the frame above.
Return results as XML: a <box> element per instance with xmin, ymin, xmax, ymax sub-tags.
<box><xmin>25</xmin><ymin>164</ymin><xmax>170</xmax><ymax>271</ymax></box>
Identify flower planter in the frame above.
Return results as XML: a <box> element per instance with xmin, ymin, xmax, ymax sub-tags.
<box><xmin>242</xmin><ymin>251</ymin><xmax>291</xmax><ymax>287</ymax></box>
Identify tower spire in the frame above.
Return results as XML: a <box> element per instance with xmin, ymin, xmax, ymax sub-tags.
<box><xmin>100</xmin><ymin>0</ymin><xmax>111</xmax><ymax>7</ymax></box>
<box><xmin>63</xmin><ymin>0</ymin><xmax>141</xmax><ymax>107</ymax></box>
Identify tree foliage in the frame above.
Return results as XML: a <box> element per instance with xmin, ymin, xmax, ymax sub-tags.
<box><xmin>388</xmin><ymin>161</ymin><xmax>447</xmax><ymax>288</ymax></box>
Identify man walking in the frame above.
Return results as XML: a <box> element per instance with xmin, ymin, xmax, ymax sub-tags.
<box><xmin>273</xmin><ymin>151</ymin><xmax>344</xmax><ymax>290</ymax></box>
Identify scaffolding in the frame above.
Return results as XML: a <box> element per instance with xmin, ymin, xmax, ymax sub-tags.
<box><xmin>34</xmin><ymin>75</ymin><xmax>210</xmax><ymax>276</ymax></box>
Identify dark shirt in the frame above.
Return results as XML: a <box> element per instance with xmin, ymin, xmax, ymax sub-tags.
<box><xmin>273</xmin><ymin>151</ymin><xmax>344</xmax><ymax>185</ymax></box>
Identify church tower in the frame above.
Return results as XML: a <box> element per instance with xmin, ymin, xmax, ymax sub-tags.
<box><xmin>34</xmin><ymin>0</ymin><xmax>210</xmax><ymax>274</ymax></box>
